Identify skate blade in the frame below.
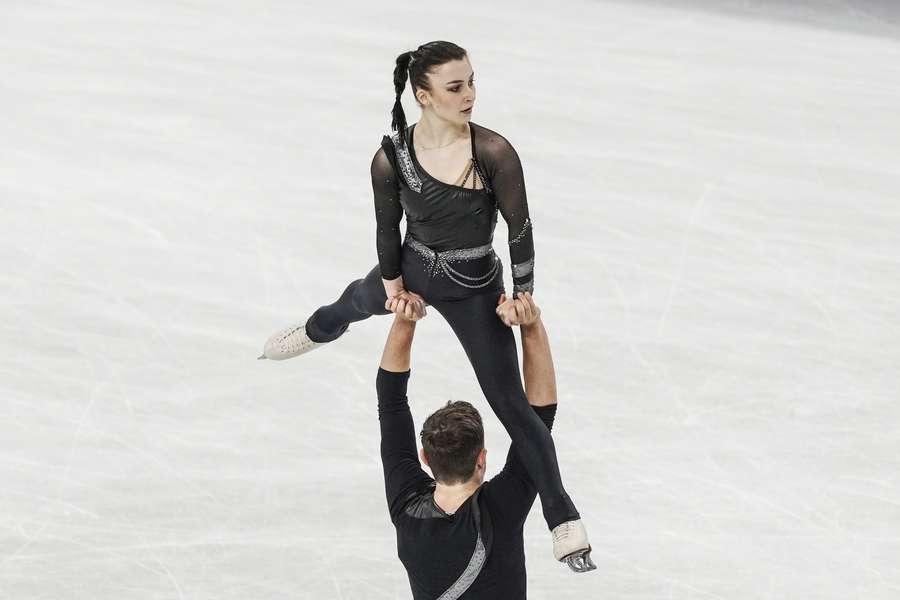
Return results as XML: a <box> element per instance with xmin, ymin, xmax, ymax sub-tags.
<box><xmin>257</xmin><ymin>354</ymin><xmax>268</xmax><ymax>360</ymax></box>
<box><xmin>564</xmin><ymin>547</ymin><xmax>597</xmax><ymax>573</ymax></box>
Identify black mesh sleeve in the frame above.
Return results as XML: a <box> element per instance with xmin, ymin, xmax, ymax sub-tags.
<box><xmin>372</xmin><ymin>142</ymin><xmax>403</xmax><ymax>281</ymax></box>
<box><xmin>478</xmin><ymin>129</ymin><xmax>535</xmax><ymax>294</ymax></box>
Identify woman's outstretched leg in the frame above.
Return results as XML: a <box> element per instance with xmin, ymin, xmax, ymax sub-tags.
<box><xmin>260</xmin><ymin>264</ymin><xmax>390</xmax><ymax>359</ymax></box>
<box><xmin>304</xmin><ymin>264</ymin><xmax>391</xmax><ymax>343</ymax></box>
<box><xmin>430</xmin><ymin>291</ymin><xmax>580</xmax><ymax>530</ymax></box>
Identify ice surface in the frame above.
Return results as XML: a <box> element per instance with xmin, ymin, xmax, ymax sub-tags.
<box><xmin>1</xmin><ymin>1</ymin><xmax>899</xmax><ymax>598</ymax></box>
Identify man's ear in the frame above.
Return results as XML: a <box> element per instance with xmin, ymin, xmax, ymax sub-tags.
<box><xmin>419</xmin><ymin>447</ymin><xmax>429</xmax><ymax>466</ymax></box>
<box><xmin>477</xmin><ymin>448</ymin><xmax>487</xmax><ymax>469</ymax></box>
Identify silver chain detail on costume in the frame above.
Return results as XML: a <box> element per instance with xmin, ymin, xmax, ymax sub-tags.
<box><xmin>405</xmin><ymin>237</ymin><xmax>500</xmax><ymax>289</ymax></box>
<box><xmin>439</xmin><ymin>257</ymin><xmax>500</xmax><ymax>288</ymax></box>
<box><xmin>471</xmin><ymin>158</ymin><xmax>492</xmax><ymax>194</ymax></box>
<box><xmin>509</xmin><ymin>217</ymin><xmax>532</xmax><ymax>245</ymax></box>
<box><xmin>441</xmin><ymin>259</ymin><xmax>496</xmax><ymax>281</ymax></box>
<box><xmin>460</xmin><ymin>159</ymin><xmax>476</xmax><ymax>189</ymax></box>
<box><xmin>389</xmin><ymin>130</ymin><xmax>423</xmax><ymax>193</ymax></box>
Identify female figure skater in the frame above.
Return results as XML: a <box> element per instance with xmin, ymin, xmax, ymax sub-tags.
<box><xmin>259</xmin><ymin>41</ymin><xmax>591</xmax><ymax>567</ymax></box>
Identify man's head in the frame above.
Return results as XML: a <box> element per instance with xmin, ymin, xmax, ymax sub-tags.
<box><xmin>419</xmin><ymin>401</ymin><xmax>486</xmax><ymax>485</ymax></box>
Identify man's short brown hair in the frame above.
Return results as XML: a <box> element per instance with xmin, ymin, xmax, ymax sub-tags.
<box><xmin>420</xmin><ymin>401</ymin><xmax>484</xmax><ymax>484</ymax></box>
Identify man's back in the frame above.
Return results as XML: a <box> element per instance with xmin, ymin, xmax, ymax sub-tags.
<box><xmin>395</xmin><ymin>486</ymin><xmax>525</xmax><ymax>599</ymax></box>
<box><xmin>378</xmin><ymin>367</ymin><xmax>557</xmax><ymax>599</ymax></box>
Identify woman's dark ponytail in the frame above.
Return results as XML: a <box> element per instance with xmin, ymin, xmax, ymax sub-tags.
<box><xmin>389</xmin><ymin>41</ymin><xmax>468</xmax><ymax>150</ymax></box>
<box><xmin>391</xmin><ymin>50</ymin><xmax>415</xmax><ymax>149</ymax></box>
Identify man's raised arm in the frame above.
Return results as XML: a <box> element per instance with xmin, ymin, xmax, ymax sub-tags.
<box><xmin>498</xmin><ymin>290</ymin><xmax>558</xmax><ymax>409</ymax></box>
<box><xmin>377</xmin><ymin>315</ymin><xmax>433</xmax><ymax>524</ymax></box>
<box><xmin>519</xmin><ymin>297</ymin><xmax>558</xmax><ymax>410</ymax></box>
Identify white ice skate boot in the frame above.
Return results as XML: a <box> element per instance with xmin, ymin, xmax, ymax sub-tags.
<box><xmin>258</xmin><ymin>322</ymin><xmax>327</xmax><ymax>361</ymax></box>
<box><xmin>552</xmin><ymin>519</ymin><xmax>597</xmax><ymax>573</ymax></box>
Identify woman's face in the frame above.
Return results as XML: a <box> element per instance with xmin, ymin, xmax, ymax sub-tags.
<box><xmin>417</xmin><ymin>56</ymin><xmax>476</xmax><ymax>122</ymax></box>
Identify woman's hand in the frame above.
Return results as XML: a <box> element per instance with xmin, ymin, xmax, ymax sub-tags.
<box><xmin>385</xmin><ymin>289</ymin><xmax>427</xmax><ymax>322</ymax></box>
<box><xmin>382</xmin><ymin>276</ymin><xmax>406</xmax><ymax>299</ymax></box>
<box><xmin>495</xmin><ymin>293</ymin><xmax>516</xmax><ymax>326</ymax></box>
<box><xmin>496</xmin><ymin>291</ymin><xmax>540</xmax><ymax>327</ymax></box>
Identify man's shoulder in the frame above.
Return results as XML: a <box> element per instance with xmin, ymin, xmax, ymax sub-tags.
<box><xmin>476</xmin><ymin>478</ymin><xmax>508</xmax><ymax>509</ymax></box>
<box><xmin>401</xmin><ymin>483</ymin><xmax>444</xmax><ymax>520</ymax></box>
<box><xmin>391</xmin><ymin>479</ymin><xmax>446</xmax><ymax>523</ymax></box>
<box><xmin>478</xmin><ymin>474</ymin><xmax>538</xmax><ymax>529</ymax></box>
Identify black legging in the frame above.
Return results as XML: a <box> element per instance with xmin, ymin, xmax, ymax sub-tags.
<box><xmin>305</xmin><ymin>240</ymin><xmax>579</xmax><ymax>530</ymax></box>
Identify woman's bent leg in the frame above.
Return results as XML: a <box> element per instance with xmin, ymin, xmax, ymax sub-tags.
<box><xmin>304</xmin><ymin>264</ymin><xmax>391</xmax><ymax>343</ymax></box>
<box><xmin>430</xmin><ymin>292</ymin><xmax>580</xmax><ymax>530</ymax></box>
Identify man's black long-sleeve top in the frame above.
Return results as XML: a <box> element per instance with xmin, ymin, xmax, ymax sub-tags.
<box><xmin>377</xmin><ymin>368</ymin><xmax>557</xmax><ymax>599</ymax></box>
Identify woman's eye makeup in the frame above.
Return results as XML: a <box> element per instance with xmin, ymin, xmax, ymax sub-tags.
<box><xmin>449</xmin><ymin>80</ymin><xmax>475</xmax><ymax>93</ymax></box>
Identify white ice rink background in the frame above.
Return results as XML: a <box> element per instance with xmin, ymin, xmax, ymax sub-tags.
<box><xmin>2</xmin><ymin>1</ymin><xmax>899</xmax><ymax>598</ymax></box>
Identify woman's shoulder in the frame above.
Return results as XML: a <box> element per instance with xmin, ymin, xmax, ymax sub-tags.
<box><xmin>371</xmin><ymin>140</ymin><xmax>395</xmax><ymax>175</ymax></box>
<box><xmin>375</xmin><ymin>126</ymin><xmax>414</xmax><ymax>174</ymax></box>
<box><xmin>472</xmin><ymin>121</ymin><xmax>511</xmax><ymax>144</ymax></box>
<box><xmin>472</xmin><ymin>122</ymin><xmax>518</xmax><ymax>157</ymax></box>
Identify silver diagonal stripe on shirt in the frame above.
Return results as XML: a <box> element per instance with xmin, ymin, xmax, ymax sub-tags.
<box><xmin>436</xmin><ymin>532</ymin><xmax>487</xmax><ymax>600</ymax></box>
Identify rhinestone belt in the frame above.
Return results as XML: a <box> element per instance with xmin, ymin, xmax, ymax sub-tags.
<box><xmin>404</xmin><ymin>236</ymin><xmax>500</xmax><ymax>289</ymax></box>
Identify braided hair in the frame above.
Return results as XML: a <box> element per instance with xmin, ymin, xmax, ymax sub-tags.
<box><xmin>391</xmin><ymin>41</ymin><xmax>468</xmax><ymax>151</ymax></box>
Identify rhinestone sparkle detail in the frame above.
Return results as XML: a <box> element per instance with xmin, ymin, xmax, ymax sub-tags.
<box><xmin>509</xmin><ymin>217</ymin><xmax>532</xmax><ymax>245</ymax></box>
<box><xmin>404</xmin><ymin>236</ymin><xmax>500</xmax><ymax>289</ymax></box>
<box><xmin>511</xmin><ymin>257</ymin><xmax>534</xmax><ymax>279</ymax></box>
<box><xmin>389</xmin><ymin>131</ymin><xmax>422</xmax><ymax>193</ymax></box>
<box><xmin>513</xmin><ymin>279</ymin><xmax>534</xmax><ymax>295</ymax></box>
<box><xmin>436</xmin><ymin>531</ymin><xmax>486</xmax><ymax>600</ymax></box>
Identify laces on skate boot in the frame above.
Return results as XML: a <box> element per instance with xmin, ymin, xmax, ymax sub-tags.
<box><xmin>564</xmin><ymin>547</ymin><xmax>597</xmax><ymax>573</ymax></box>
<box><xmin>260</xmin><ymin>323</ymin><xmax>327</xmax><ymax>361</ymax></box>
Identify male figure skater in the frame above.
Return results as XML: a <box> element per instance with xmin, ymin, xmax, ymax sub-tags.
<box><xmin>376</xmin><ymin>291</ymin><xmax>596</xmax><ymax>600</ymax></box>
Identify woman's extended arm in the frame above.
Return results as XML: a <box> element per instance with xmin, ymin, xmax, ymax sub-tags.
<box><xmin>483</xmin><ymin>133</ymin><xmax>535</xmax><ymax>295</ymax></box>
<box><xmin>371</xmin><ymin>146</ymin><xmax>407</xmax><ymax>298</ymax></box>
